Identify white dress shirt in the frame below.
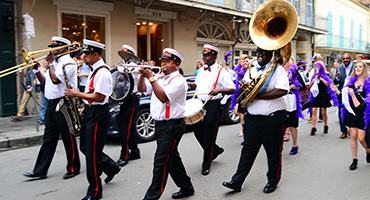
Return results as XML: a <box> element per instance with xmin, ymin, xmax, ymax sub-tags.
<box><xmin>145</xmin><ymin>71</ymin><xmax>187</xmax><ymax>121</ymax></box>
<box><xmin>242</xmin><ymin>62</ymin><xmax>289</xmax><ymax>115</ymax></box>
<box><xmin>194</xmin><ymin>63</ymin><xmax>235</xmax><ymax>101</ymax></box>
<box><xmin>83</xmin><ymin>58</ymin><xmax>112</xmax><ymax>105</ymax></box>
<box><xmin>44</xmin><ymin>54</ymin><xmax>77</xmax><ymax>100</ymax></box>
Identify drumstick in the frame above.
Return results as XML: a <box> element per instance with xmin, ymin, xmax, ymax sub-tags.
<box><xmin>187</xmin><ymin>93</ymin><xmax>209</xmax><ymax>96</ymax></box>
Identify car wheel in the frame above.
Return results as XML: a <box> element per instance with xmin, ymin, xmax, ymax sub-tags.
<box><xmin>135</xmin><ymin>107</ymin><xmax>156</xmax><ymax>142</ymax></box>
<box><xmin>223</xmin><ymin>100</ymin><xmax>240</xmax><ymax>124</ymax></box>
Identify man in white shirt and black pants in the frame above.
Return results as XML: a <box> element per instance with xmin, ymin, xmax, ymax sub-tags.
<box><xmin>222</xmin><ymin>47</ymin><xmax>289</xmax><ymax>194</ymax></box>
<box><xmin>188</xmin><ymin>44</ymin><xmax>236</xmax><ymax>176</ymax></box>
<box><xmin>138</xmin><ymin>48</ymin><xmax>194</xmax><ymax>200</ymax></box>
<box><xmin>24</xmin><ymin>36</ymin><xmax>80</xmax><ymax>180</ymax></box>
<box><xmin>65</xmin><ymin>39</ymin><xmax>121</xmax><ymax>200</ymax></box>
<box><xmin>116</xmin><ymin>44</ymin><xmax>141</xmax><ymax>167</ymax></box>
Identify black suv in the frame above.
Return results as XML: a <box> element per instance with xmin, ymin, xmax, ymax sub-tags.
<box><xmin>107</xmin><ymin>75</ymin><xmax>240</xmax><ymax>142</ymax></box>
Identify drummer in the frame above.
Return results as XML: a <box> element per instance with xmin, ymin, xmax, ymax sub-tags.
<box><xmin>138</xmin><ymin>48</ymin><xmax>195</xmax><ymax>199</ymax></box>
<box><xmin>188</xmin><ymin>44</ymin><xmax>236</xmax><ymax>176</ymax></box>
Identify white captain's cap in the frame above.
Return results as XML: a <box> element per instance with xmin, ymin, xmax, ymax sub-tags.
<box><xmin>81</xmin><ymin>39</ymin><xmax>105</xmax><ymax>55</ymax></box>
<box><xmin>159</xmin><ymin>48</ymin><xmax>184</xmax><ymax>64</ymax></box>
<box><xmin>48</xmin><ymin>36</ymin><xmax>71</xmax><ymax>47</ymax></box>
<box><xmin>121</xmin><ymin>44</ymin><xmax>137</xmax><ymax>56</ymax></box>
<box><xmin>202</xmin><ymin>44</ymin><xmax>219</xmax><ymax>55</ymax></box>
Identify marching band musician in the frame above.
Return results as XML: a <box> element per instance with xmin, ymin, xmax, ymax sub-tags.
<box><xmin>24</xmin><ymin>36</ymin><xmax>81</xmax><ymax>180</ymax></box>
<box><xmin>222</xmin><ymin>47</ymin><xmax>289</xmax><ymax>194</ymax></box>
<box><xmin>116</xmin><ymin>44</ymin><xmax>141</xmax><ymax>167</ymax></box>
<box><xmin>188</xmin><ymin>44</ymin><xmax>236</xmax><ymax>176</ymax></box>
<box><xmin>138</xmin><ymin>48</ymin><xmax>195</xmax><ymax>200</ymax></box>
<box><xmin>64</xmin><ymin>39</ymin><xmax>121</xmax><ymax>200</ymax></box>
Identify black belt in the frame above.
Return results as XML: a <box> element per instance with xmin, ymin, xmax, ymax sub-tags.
<box><xmin>49</xmin><ymin>97</ymin><xmax>63</xmax><ymax>104</ymax></box>
<box><xmin>84</xmin><ymin>103</ymin><xmax>108</xmax><ymax>108</ymax></box>
<box><xmin>247</xmin><ymin>110</ymin><xmax>284</xmax><ymax>118</ymax></box>
<box><xmin>155</xmin><ymin>118</ymin><xmax>184</xmax><ymax>124</ymax></box>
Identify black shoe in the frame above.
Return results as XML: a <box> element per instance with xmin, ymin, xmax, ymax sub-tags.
<box><xmin>212</xmin><ymin>147</ymin><xmax>224</xmax><ymax>161</ymax></box>
<box><xmin>23</xmin><ymin>172</ymin><xmax>47</xmax><ymax>179</ymax></box>
<box><xmin>128</xmin><ymin>153</ymin><xmax>141</xmax><ymax>160</ymax></box>
<box><xmin>263</xmin><ymin>183</ymin><xmax>277</xmax><ymax>193</ymax></box>
<box><xmin>367</xmin><ymin>152</ymin><xmax>370</xmax><ymax>164</ymax></box>
<box><xmin>222</xmin><ymin>181</ymin><xmax>241</xmax><ymax>192</ymax></box>
<box><xmin>105</xmin><ymin>166</ymin><xmax>121</xmax><ymax>183</ymax></box>
<box><xmin>117</xmin><ymin>159</ymin><xmax>129</xmax><ymax>167</ymax></box>
<box><xmin>201</xmin><ymin>169</ymin><xmax>210</xmax><ymax>176</ymax></box>
<box><xmin>81</xmin><ymin>195</ymin><xmax>102</xmax><ymax>200</ymax></box>
<box><xmin>171</xmin><ymin>190</ymin><xmax>194</xmax><ymax>199</ymax></box>
<box><xmin>349</xmin><ymin>159</ymin><xmax>358</xmax><ymax>170</ymax></box>
<box><xmin>63</xmin><ymin>171</ymin><xmax>80</xmax><ymax>180</ymax></box>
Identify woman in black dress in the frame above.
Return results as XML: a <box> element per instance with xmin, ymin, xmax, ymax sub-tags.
<box><xmin>308</xmin><ymin>61</ymin><xmax>339</xmax><ymax>136</ymax></box>
<box><xmin>340</xmin><ymin>61</ymin><xmax>370</xmax><ymax>170</ymax></box>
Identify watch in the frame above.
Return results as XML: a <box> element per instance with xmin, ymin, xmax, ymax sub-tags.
<box><xmin>149</xmin><ymin>77</ymin><xmax>156</xmax><ymax>83</ymax></box>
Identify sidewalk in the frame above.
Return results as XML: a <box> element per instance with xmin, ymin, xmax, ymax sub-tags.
<box><xmin>0</xmin><ymin>115</ymin><xmax>44</xmax><ymax>151</ymax></box>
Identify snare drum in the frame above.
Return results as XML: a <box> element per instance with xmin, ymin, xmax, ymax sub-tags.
<box><xmin>184</xmin><ymin>98</ymin><xmax>206</xmax><ymax>125</ymax></box>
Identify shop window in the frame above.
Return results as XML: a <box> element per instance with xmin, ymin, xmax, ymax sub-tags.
<box><xmin>136</xmin><ymin>21</ymin><xmax>164</xmax><ymax>64</ymax></box>
<box><xmin>62</xmin><ymin>13</ymin><xmax>105</xmax><ymax>57</ymax></box>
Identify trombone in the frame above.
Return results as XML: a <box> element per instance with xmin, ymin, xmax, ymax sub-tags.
<box><xmin>0</xmin><ymin>42</ymin><xmax>81</xmax><ymax>78</ymax></box>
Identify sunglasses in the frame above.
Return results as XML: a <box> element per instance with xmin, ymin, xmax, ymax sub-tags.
<box><xmin>342</xmin><ymin>57</ymin><xmax>350</xmax><ymax>60</ymax></box>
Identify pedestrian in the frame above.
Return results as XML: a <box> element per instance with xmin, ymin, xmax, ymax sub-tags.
<box><xmin>230</xmin><ymin>54</ymin><xmax>250</xmax><ymax>137</ymax></box>
<box><xmin>195</xmin><ymin>61</ymin><xmax>203</xmax><ymax>75</ymax></box>
<box><xmin>116</xmin><ymin>44</ymin><xmax>141</xmax><ymax>167</ymax></box>
<box><xmin>188</xmin><ymin>44</ymin><xmax>236</xmax><ymax>176</ymax></box>
<box><xmin>222</xmin><ymin>46</ymin><xmax>289</xmax><ymax>194</ymax></box>
<box><xmin>138</xmin><ymin>48</ymin><xmax>195</xmax><ymax>200</ymax></box>
<box><xmin>334</xmin><ymin>53</ymin><xmax>354</xmax><ymax>139</ymax></box>
<box><xmin>77</xmin><ymin>53</ymin><xmax>91</xmax><ymax>92</ymax></box>
<box><xmin>308</xmin><ymin>61</ymin><xmax>339</xmax><ymax>136</ymax></box>
<box><xmin>24</xmin><ymin>36</ymin><xmax>80</xmax><ymax>180</ymax></box>
<box><xmin>335</xmin><ymin>61</ymin><xmax>370</xmax><ymax>170</ymax></box>
<box><xmin>39</xmin><ymin>61</ymin><xmax>49</xmax><ymax>125</ymax></box>
<box><xmin>64</xmin><ymin>39</ymin><xmax>121</xmax><ymax>200</ymax></box>
<box><xmin>285</xmin><ymin>62</ymin><xmax>306</xmax><ymax>155</ymax></box>
<box><xmin>11</xmin><ymin>67</ymin><xmax>41</xmax><ymax>121</ymax></box>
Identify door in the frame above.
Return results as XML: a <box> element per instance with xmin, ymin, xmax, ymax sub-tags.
<box><xmin>0</xmin><ymin>0</ymin><xmax>16</xmax><ymax>116</ymax></box>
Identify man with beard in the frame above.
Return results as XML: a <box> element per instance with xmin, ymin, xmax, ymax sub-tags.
<box><xmin>334</xmin><ymin>53</ymin><xmax>354</xmax><ymax>139</ymax></box>
<box><xmin>188</xmin><ymin>44</ymin><xmax>235</xmax><ymax>176</ymax></box>
<box><xmin>222</xmin><ymin>47</ymin><xmax>289</xmax><ymax>194</ymax></box>
<box><xmin>138</xmin><ymin>48</ymin><xmax>194</xmax><ymax>200</ymax></box>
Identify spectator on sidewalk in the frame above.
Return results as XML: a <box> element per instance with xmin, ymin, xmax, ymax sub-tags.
<box><xmin>39</xmin><ymin>61</ymin><xmax>49</xmax><ymax>125</ymax></box>
<box><xmin>11</xmin><ymin>67</ymin><xmax>41</xmax><ymax>121</ymax></box>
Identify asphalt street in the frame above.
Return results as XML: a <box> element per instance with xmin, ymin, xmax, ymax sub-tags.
<box><xmin>1</xmin><ymin>107</ymin><xmax>370</xmax><ymax>200</ymax></box>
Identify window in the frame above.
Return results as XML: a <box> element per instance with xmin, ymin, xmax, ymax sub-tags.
<box><xmin>327</xmin><ymin>11</ymin><xmax>332</xmax><ymax>47</ymax></box>
<box><xmin>359</xmin><ymin>24</ymin><xmax>363</xmax><ymax>50</ymax></box>
<box><xmin>136</xmin><ymin>21</ymin><xmax>164</xmax><ymax>64</ymax></box>
<box><xmin>339</xmin><ymin>16</ymin><xmax>344</xmax><ymax>48</ymax></box>
<box><xmin>62</xmin><ymin>13</ymin><xmax>105</xmax><ymax>56</ymax></box>
<box><xmin>306</xmin><ymin>0</ymin><xmax>313</xmax><ymax>26</ymax></box>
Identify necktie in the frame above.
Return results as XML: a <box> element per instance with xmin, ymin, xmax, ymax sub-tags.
<box><xmin>256</xmin><ymin>65</ymin><xmax>265</xmax><ymax>72</ymax></box>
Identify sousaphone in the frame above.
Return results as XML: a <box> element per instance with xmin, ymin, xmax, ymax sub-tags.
<box><xmin>237</xmin><ymin>0</ymin><xmax>298</xmax><ymax>107</ymax></box>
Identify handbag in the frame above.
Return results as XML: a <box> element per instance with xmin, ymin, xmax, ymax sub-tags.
<box><xmin>284</xmin><ymin>93</ymin><xmax>297</xmax><ymax>112</ymax></box>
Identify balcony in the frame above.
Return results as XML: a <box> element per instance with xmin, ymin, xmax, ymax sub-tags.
<box><xmin>189</xmin><ymin>0</ymin><xmax>327</xmax><ymax>31</ymax></box>
<box><xmin>316</xmin><ymin>34</ymin><xmax>367</xmax><ymax>52</ymax></box>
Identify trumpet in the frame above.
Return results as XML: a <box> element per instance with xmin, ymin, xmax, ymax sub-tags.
<box><xmin>0</xmin><ymin>42</ymin><xmax>81</xmax><ymax>78</ymax></box>
<box><xmin>117</xmin><ymin>60</ymin><xmax>163</xmax><ymax>75</ymax></box>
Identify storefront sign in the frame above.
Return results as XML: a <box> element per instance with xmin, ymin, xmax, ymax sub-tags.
<box><xmin>297</xmin><ymin>41</ymin><xmax>307</xmax><ymax>54</ymax></box>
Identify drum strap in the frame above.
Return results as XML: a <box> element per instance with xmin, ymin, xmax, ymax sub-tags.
<box><xmin>209</xmin><ymin>67</ymin><xmax>224</xmax><ymax>100</ymax></box>
<box><xmin>164</xmin><ymin>74</ymin><xmax>182</xmax><ymax>119</ymax></box>
<box><xmin>88</xmin><ymin>65</ymin><xmax>110</xmax><ymax>104</ymax></box>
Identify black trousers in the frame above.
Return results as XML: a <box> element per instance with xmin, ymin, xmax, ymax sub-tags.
<box><xmin>81</xmin><ymin>104</ymin><xmax>120</xmax><ymax>198</ymax></box>
<box><xmin>193</xmin><ymin>99</ymin><xmax>223</xmax><ymax>170</ymax></box>
<box><xmin>144</xmin><ymin>119</ymin><xmax>193</xmax><ymax>200</ymax></box>
<box><xmin>232</xmin><ymin>111</ymin><xmax>285</xmax><ymax>186</ymax></box>
<box><xmin>119</xmin><ymin>95</ymin><xmax>140</xmax><ymax>161</ymax></box>
<box><xmin>33</xmin><ymin>97</ymin><xmax>80</xmax><ymax>175</ymax></box>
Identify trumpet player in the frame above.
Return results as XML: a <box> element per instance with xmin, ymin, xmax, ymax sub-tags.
<box><xmin>222</xmin><ymin>47</ymin><xmax>289</xmax><ymax>194</ymax></box>
<box><xmin>64</xmin><ymin>39</ymin><xmax>121</xmax><ymax>200</ymax></box>
<box><xmin>23</xmin><ymin>36</ymin><xmax>81</xmax><ymax>180</ymax></box>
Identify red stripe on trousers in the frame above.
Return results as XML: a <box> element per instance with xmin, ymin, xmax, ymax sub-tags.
<box><xmin>125</xmin><ymin>106</ymin><xmax>136</xmax><ymax>161</ymax></box>
<box><xmin>208</xmin><ymin>113</ymin><xmax>220</xmax><ymax>168</ymax></box>
<box><xmin>69</xmin><ymin>132</ymin><xmax>76</xmax><ymax>173</ymax></box>
<box><xmin>93</xmin><ymin>123</ymin><xmax>99</xmax><ymax>197</ymax></box>
<box><xmin>161</xmin><ymin>140</ymin><xmax>178</xmax><ymax>194</ymax></box>
<box><xmin>277</xmin><ymin>124</ymin><xmax>285</xmax><ymax>184</ymax></box>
